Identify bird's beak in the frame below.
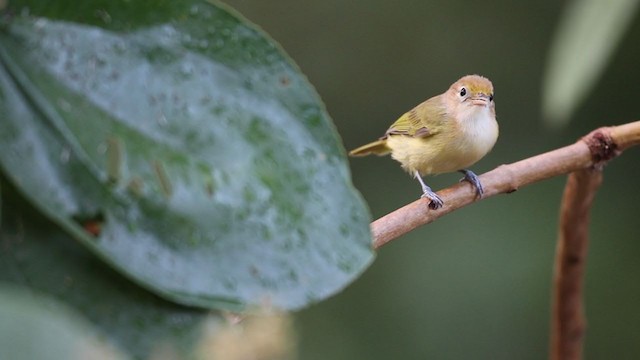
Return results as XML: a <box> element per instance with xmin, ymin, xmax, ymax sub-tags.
<box><xmin>471</xmin><ymin>94</ymin><xmax>490</xmax><ymax>106</ymax></box>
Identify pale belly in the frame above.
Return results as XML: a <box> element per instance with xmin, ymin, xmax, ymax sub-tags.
<box><xmin>386</xmin><ymin>117</ymin><xmax>498</xmax><ymax>176</ymax></box>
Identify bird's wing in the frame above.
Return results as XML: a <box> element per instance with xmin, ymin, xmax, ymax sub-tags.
<box><xmin>383</xmin><ymin>96</ymin><xmax>444</xmax><ymax>139</ymax></box>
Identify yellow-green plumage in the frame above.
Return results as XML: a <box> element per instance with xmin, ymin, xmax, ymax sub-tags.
<box><xmin>348</xmin><ymin>139</ymin><xmax>390</xmax><ymax>156</ymax></box>
<box><xmin>349</xmin><ymin>74</ymin><xmax>499</xmax><ymax>208</ymax></box>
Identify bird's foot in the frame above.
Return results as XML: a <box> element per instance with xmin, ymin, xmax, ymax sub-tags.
<box><xmin>459</xmin><ymin>169</ymin><xmax>483</xmax><ymax>198</ymax></box>
<box><xmin>415</xmin><ymin>171</ymin><xmax>444</xmax><ymax>210</ymax></box>
<box><xmin>421</xmin><ymin>187</ymin><xmax>444</xmax><ymax>210</ymax></box>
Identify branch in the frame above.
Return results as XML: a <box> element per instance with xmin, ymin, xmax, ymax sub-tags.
<box><xmin>372</xmin><ymin>121</ymin><xmax>640</xmax><ymax>249</ymax></box>
<box><xmin>550</xmin><ymin>168</ymin><xmax>602</xmax><ymax>360</ymax></box>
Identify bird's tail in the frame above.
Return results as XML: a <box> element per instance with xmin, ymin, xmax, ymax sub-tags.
<box><xmin>349</xmin><ymin>139</ymin><xmax>391</xmax><ymax>157</ymax></box>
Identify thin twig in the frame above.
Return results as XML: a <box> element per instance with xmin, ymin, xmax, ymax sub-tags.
<box><xmin>550</xmin><ymin>169</ymin><xmax>602</xmax><ymax>360</ymax></box>
<box><xmin>372</xmin><ymin>121</ymin><xmax>640</xmax><ymax>249</ymax></box>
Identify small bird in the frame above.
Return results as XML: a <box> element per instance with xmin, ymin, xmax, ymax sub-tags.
<box><xmin>349</xmin><ymin>75</ymin><xmax>498</xmax><ymax>209</ymax></box>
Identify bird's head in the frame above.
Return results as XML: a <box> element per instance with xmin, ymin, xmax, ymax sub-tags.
<box><xmin>445</xmin><ymin>75</ymin><xmax>495</xmax><ymax>119</ymax></box>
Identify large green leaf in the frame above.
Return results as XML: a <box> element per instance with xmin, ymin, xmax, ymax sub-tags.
<box><xmin>0</xmin><ymin>283</ymin><xmax>126</xmax><ymax>360</ymax></box>
<box><xmin>0</xmin><ymin>1</ymin><xmax>374</xmax><ymax>311</ymax></box>
<box><xmin>542</xmin><ymin>0</ymin><xmax>640</xmax><ymax>126</ymax></box>
<box><xmin>0</xmin><ymin>178</ymin><xmax>217</xmax><ymax>359</ymax></box>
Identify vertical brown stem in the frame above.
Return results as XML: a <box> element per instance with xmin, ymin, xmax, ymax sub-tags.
<box><xmin>551</xmin><ymin>169</ymin><xmax>602</xmax><ymax>360</ymax></box>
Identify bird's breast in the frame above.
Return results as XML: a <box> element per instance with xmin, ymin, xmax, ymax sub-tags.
<box><xmin>386</xmin><ymin>108</ymin><xmax>498</xmax><ymax>176</ymax></box>
<box><xmin>459</xmin><ymin>108</ymin><xmax>499</xmax><ymax>160</ymax></box>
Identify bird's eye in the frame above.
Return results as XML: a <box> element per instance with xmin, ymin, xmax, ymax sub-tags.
<box><xmin>459</xmin><ymin>87</ymin><xmax>467</xmax><ymax>97</ymax></box>
<box><xmin>489</xmin><ymin>94</ymin><xmax>494</xmax><ymax>102</ymax></box>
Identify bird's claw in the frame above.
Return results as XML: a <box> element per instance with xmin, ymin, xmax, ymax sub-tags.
<box><xmin>421</xmin><ymin>191</ymin><xmax>444</xmax><ymax>210</ymax></box>
<box><xmin>459</xmin><ymin>170</ymin><xmax>483</xmax><ymax>198</ymax></box>
<box><xmin>415</xmin><ymin>171</ymin><xmax>444</xmax><ymax>210</ymax></box>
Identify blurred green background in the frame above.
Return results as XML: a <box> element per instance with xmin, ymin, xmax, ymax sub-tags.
<box><xmin>223</xmin><ymin>1</ymin><xmax>640</xmax><ymax>359</ymax></box>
